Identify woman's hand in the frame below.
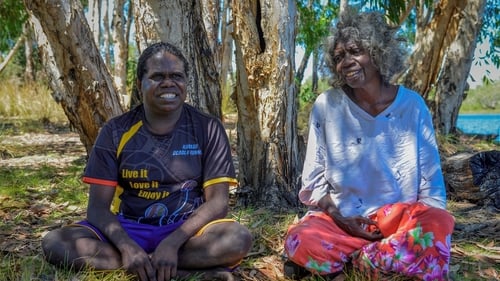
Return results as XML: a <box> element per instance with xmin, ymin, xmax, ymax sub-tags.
<box><xmin>87</xmin><ymin>185</ymin><xmax>156</xmax><ymax>280</ymax></box>
<box><xmin>328</xmin><ymin>211</ymin><xmax>383</xmax><ymax>241</ymax></box>
<box><xmin>150</xmin><ymin>239</ymin><xmax>181</xmax><ymax>281</ymax></box>
<box><xmin>318</xmin><ymin>194</ymin><xmax>383</xmax><ymax>241</ymax></box>
<box><xmin>120</xmin><ymin>242</ymin><xmax>156</xmax><ymax>281</ymax></box>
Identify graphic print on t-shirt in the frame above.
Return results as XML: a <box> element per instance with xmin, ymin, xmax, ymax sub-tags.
<box><xmin>117</xmin><ymin>139</ymin><xmax>204</xmax><ymax>225</ymax></box>
<box><xmin>83</xmin><ymin>104</ymin><xmax>237</xmax><ymax>226</ymax></box>
<box><xmin>136</xmin><ymin>180</ymin><xmax>201</xmax><ymax>226</ymax></box>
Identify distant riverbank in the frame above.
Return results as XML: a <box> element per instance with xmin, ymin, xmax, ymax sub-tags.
<box><xmin>457</xmin><ymin>114</ymin><xmax>500</xmax><ymax>142</ymax></box>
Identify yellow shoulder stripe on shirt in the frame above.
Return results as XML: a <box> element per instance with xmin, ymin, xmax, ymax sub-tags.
<box><xmin>111</xmin><ymin>120</ymin><xmax>142</xmax><ymax>214</ymax></box>
<box><xmin>116</xmin><ymin>120</ymin><xmax>143</xmax><ymax>157</ymax></box>
<box><xmin>203</xmin><ymin>177</ymin><xmax>239</xmax><ymax>188</ymax></box>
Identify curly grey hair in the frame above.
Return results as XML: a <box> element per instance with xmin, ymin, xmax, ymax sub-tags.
<box><xmin>324</xmin><ymin>10</ymin><xmax>408</xmax><ymax>88</ymax></box>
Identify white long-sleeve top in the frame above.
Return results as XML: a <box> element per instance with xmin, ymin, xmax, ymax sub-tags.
<box><xmin>299</xmin><ymin>86</ymin><xmax>446</xmax><ymax>217</ymax></box>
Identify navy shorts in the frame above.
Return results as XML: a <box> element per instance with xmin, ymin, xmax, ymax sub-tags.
<box><xmin>74</xmin><ymin>216</ymin><xmax>235</xmax><ymax>254</ymax></box>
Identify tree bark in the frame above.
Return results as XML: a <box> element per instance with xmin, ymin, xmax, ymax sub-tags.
<box><xmin>400</xmin><ymin>0</ymin><xmax>485</xmax><ymax>135</ymax></box>
<box><xmin>200</xmin><ymin>0</ymin><xmax>220</xmax><ymax>59</ymax></box>
<box><xmin>133</xmin><ymin>0</ymin><xmax>222</xmax><ymax>119</ymax></box>
<box><xmin>112</xmin><ymin>0</ymin><xmax>130</xmax><ymax>107</ymax></box>
<box><xmin>23</xmin><ymin>23</ymin><xmax>35</xmax><ymax>82</ymax></box>
<box><xmin>219</xmin><ymin>1</ymin><xmax>234</xmax><ymax>108</ymax></box>
<box><xmin>232</xmin><ymin>0</ymin><xmax>302</xmax><ymax>208</ymax></box>
<box><xmin>443</xmin><ymin>151</ymin><xmax>500</xmax><ymax>210</ymax></box>
<box><xmin>86</xmin><ymin>0</ymin><xmax>101</xmax><ymax>47</ymax></box>
<box><xmin>312</xmin><ymin>49</ymin><xmax>319</xmax><ymax>94</ymax></box>
<box><xmin>339</xmin><ymin>0</ymin><xmax>349</xmax><ymax>18</ymax></box>
<box><xmin>24</xmin><ymin>0</ymin><xmax>123</xmax><ymax>153</ymax></box>
<box><xmin>401</xmin><ymin>0</ymin><xmax>461</xmax><ymax>100</ymax></box>
<box><xmin>442</xmin><ymin>152</ymin><xmax>480</xmax><ymax>201</ymax></box>
<box><xmin>101</xmin><ymin>0</ymin><xmax>112</xmax><ymax>66</ymax></box>
<box><xmin>434</xmin><ymin>0</ymin><xmax>486</xmax><ymax>134</ymax></box>
<box><xmin>295</xmin><ymin>48</ymin><xmax>311</xmax><ymax>95</ymax></box>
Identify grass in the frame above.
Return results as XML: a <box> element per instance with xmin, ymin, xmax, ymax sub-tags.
<box><xmin>0</xmin><ymin>79</ymin><xmax>499</xmax><ymax>280</ymax></box>
<box><xmin>1</xmin><ymin>128</ymin><xmax>498</xmax><ymax>281</ymax></box>
<box><xmin>460</xmin><ymin>80</ymin><xmax>500</xmax><ymax>113</ymax></box>
<box><xmin>0</xmin><ymin>77</ymin><xmax>68</xmax><ymax>124</ymax></box>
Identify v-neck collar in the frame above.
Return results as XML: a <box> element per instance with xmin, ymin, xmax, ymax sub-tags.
<box><xmin>344</xmin><ymin>86</ymin><xmax>402</xmax><ymax>120</ymax></box>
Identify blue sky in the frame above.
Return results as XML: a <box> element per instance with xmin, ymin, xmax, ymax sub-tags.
<box><xmin>468</xmin><ymin>41</ymin><xmax>500</xmax><ymax>88</ymax></box>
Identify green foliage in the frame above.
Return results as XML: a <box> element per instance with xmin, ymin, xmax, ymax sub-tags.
<box><xmin>298</xmin><ymin>77</ymin><xmax>330</xmax><ymax>107</ymax></box>
<box><xmin>126</xmin><ymin>45</ymin><xmax>139</xmax><ymax>92</ymax></box>
<box><xmin>298</xmin><ymin>83</ymin><xmax>317</xmax><ymax>106</ymax></box>
<box><xmin>0</xmin><ymin>0</ymin><xmax>27</xmax><ymax>52</ymax></box>
<box><xmin>367</xmin><ymin>0</ymin><xmax>432</xmax><ymax>24</ymax></box>
<box><xmin>478</xmin><ymin>1</ymin><xmax>500</xmax><ymax>69</ymax></box>
<box><xmin>221</xmin><ymin>80</ymin><xmax>237</xmax><ymax>115</ymax></box>
<box><xmin>460</xmin><ymin>80</ymin><xmax>500</xmax><ymax>113</ymax></box>
<box><xmin>367</xmin><ymin>0</ymin><xmax>499</xmax><ymax>77</ymax></box>
<box><xmin>296</xmin><ymin>0</ymin><xmax>338</xmax><ymax>53</ymax></box>
<box><xmin>297</xmin><ymin>78</ymin><xmax>330</xmax><ymax>134</ymax></box>
<box><xmin>0</xmin><ymin>42</ymin><xmax>44</xmax><ymax>83</ymax></box>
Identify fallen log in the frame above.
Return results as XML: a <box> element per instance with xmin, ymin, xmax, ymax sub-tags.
<box><xmin>443</xmin><ymin>150</ymin><xmax>500</xmax><ymax>211</ymax></box>
<box><xmin>443</xmin><ymin>152</ymin><xmax>480</xmax><ymax>201</ymax></box>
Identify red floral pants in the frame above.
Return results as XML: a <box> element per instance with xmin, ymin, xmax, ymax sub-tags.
<box><xmin>284</xmin><ymin>202</ymin><xmax>455</xmax><ymax>280</ymax></box>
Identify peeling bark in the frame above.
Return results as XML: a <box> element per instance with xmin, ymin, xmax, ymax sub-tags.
<box><xmin>111</xmin><ymin>0</ymin><xmax>129</xmax><ymax>107</ymax></box>
<box><xmin>402</xmin><ymin>0</ymin><xmax>462</xmax><ymax>100</ymax></box>
<box><xmin>133</xmin><ymin>0</ymin><xmax>222</xmax><ymax>118</ymax></box>
<box><xmin>434</xmin><ymin>0</ymin><xmax>486</xmax><ymax>134</ymax></box>
<box><xmin>233</xmin><ymin>0</ymin><xmax>302</xmax><ymax>208</ymax></box>
<box><xmin>25</xmin><ymin>0</ymin><xmax>123</xmax><ymax>153</ymax></box>
<box><xmin>401</xmin><ymin>0</ymin><xmax>486</xmax><ymax>135</ymax></box>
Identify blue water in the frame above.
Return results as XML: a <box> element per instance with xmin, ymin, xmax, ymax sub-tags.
<box><xmin>456</xmin><ymin>114</ymin><xmax>500</xmax><ymax>142</ymax></box>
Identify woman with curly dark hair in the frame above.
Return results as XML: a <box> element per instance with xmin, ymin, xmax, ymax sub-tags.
<box><xmin>284</xmin><ymin>10</ymin><xmax>454</xmax><ymax>280</ymax></box>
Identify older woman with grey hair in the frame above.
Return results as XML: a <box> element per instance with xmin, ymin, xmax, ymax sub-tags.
<box><xmin>284</xmin><ymin>10</ymin><xmax>454</xmax><ymax>280</ymax></box>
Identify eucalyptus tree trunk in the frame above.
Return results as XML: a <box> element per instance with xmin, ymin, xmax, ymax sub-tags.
<box><xmin>339</xmin><ymin>0</ymin><xmax>349</xmax><ymax>17</ymax></box>
<box><xmin>400</xmin><ymin>0</ymin><xmax>485</xmax><ymax>134</ymax></box>
<box><xmin>232</xmin><ymin>0</ymin><xmax>302</xmax><ymax>208</ymax></box>
<box><xmin>295</xmin><ymin>48</ymin><xmax>311</xmax><ymax>95</ymax></box>
<box><xmin>101</xmin><ymin>0</ymin><xmax>112</xmax><ymax>66</ymax></box>
<box><xmin>86</xmin><ymin>0</ymin><xmax>101</xmax><ymax>46</ymax></box>
<box><xmin>24</xmin><ymin>0</ymin><xmax>123</xmax><ymax>153</ymax></box>
<box><xmin>112</xmin><ymin>0</ymin><xmax>130</xmax><ymax>107</ymax></box>
<box><xmin>312</xmin><ymin>49</ymin><xmax>319</xmax><ymax>93</ymax></box>
<box><xmin>218</xmin><ymin>0</ymin><xmax>234</xmax><ymax>106</ymax></box>
<box><xmin>23</xmin><ymin>23</ymin><xmax>35</xmax><ymax>82</ymax></box>
<box><xmin>133</xmin><ymin>0</ymin><xmax>222</xmax><ymax>119</ymax></box>
<box><xmin>200</xmin><ymin>0</ymin><xmax>220</xmax><ymax>57</ymax></box>
<box><xmin>434</xmin><ymin>0</ymin><xmax>486</xmax><ymax>134</ymax></box>
<box><xmin>401</xmin><ymin>0</ymin><xmax>461</xmax><ymax>100</ymax></box>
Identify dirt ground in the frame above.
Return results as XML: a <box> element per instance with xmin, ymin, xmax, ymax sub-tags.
<box><xmin>0</xmin><ymin>121</ymin><xmax>499</xmax><ymax>280</ymax></box>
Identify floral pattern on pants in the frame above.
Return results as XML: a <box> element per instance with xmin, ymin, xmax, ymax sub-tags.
<box><xmin>284</xmin><ymin>202</ymin><xmax>455</xmax><ymax>280</ymax></box>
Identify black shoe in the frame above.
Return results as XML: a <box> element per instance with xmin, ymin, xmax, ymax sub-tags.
<box><xmin>283</xmin><ymin>260</ymin><xmax>310</xmax><ymax>280</ymax></box>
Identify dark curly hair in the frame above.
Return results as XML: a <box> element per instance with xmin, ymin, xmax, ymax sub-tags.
<box><xmin>136</xmin><ymin>41</ymin><xmax>190</xmax><ymax>81</ymax></box>
<box><xmin>324</xmin><ymin>10</ymin><xmax>408</xmax><ymax>88</ymax></box>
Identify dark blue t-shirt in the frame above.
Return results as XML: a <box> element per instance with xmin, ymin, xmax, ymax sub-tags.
<box><xmin>83</xmin><ymin>104</ymin><xmax>237</xmax><ymax>226</ymax></box>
